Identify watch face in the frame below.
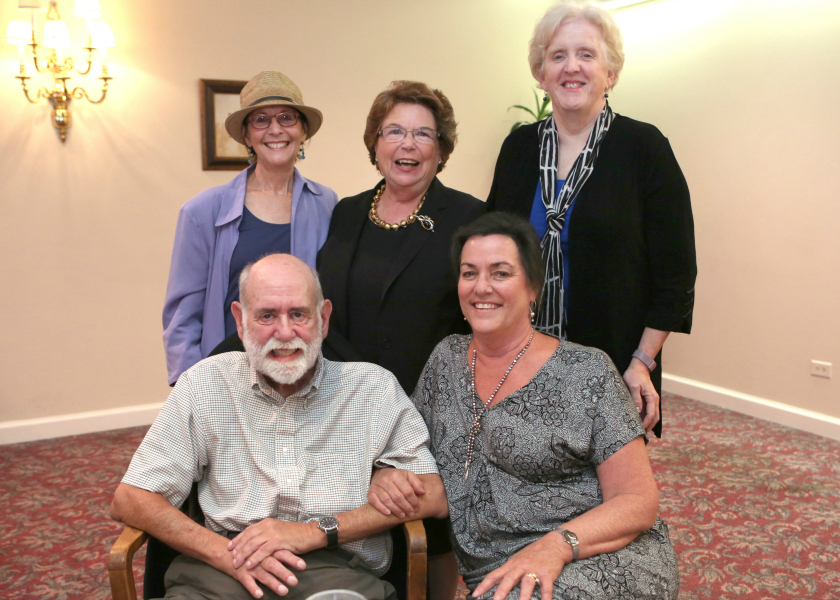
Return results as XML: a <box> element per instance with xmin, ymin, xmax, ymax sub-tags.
<box><xmin>319</xmin><ymin>516</ymin><xmax>338</xmax><ymax>530</ymax></box>
<box><xmin>563</xmin><ymin>530</ymin><xmax>578</xmax><ymax>544</ymax></box>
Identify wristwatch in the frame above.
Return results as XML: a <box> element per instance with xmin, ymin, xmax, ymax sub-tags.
<box><xmin>632</xmin><ymin>349</ymin><xmax>657</xmax><ymax>372</ymax></box>
<box><xmin>554</xmin><ymin>527</ymin><xmax>579</xmax><ymax>560</ymax></box>
<box><xmin>317</xmin><ymin>516</ymin><xmax>339</xmax><ymax>549</ymax></box>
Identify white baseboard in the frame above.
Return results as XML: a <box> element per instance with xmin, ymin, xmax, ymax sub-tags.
<box><xmin>663</xmin><ymin>373</ymin><xmax>840</xmax><ymax>442</ymax></box>
<box><xmin>0</xmin><ymin>402</ymin><xmax>163</xmax><ymax>445</ymax></box>
<box><xmin>3</xmin><ymin>376</ymin><xmax>838</xmax><ymax>445</ymax></box>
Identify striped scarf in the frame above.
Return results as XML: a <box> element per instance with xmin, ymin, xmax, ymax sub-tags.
<box><xmin>536</xmin><ymin>102</ymin><xmax>614</xmax><ymax>338</ymax></box>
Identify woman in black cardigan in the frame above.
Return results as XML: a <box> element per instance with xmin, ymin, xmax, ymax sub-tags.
<box><xmin>488</xmin><ymin>2</ymin><xmax>696</xmax><ymax>437</ymax></box>
<box><xmin>317</xmin><ymin>80</ymin><xmax>485</xmax><ymax>600</ymax></box>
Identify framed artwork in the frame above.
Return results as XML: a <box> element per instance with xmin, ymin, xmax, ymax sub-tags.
<box><xmin>199</xmin><ymin>79</ymin><xmax>250</xmax><ymax>170</ymax></box>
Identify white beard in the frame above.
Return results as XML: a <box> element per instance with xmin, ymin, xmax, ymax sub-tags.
<box><xmin>242</xmin><ymin>318</ymin><xmax>322</xmax><ymax>388</ymax></box>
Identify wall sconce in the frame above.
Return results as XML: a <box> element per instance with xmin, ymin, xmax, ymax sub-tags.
<box><xmin>5</xmin><ymin>0</ymin><xmax>115</xmax><ymax>142</ymax></box>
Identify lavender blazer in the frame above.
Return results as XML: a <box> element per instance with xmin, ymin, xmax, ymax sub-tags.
<box><xmin>162</xmin><ymin>164</ymin><xmax>337</xmax><ymax>384</ymax></box>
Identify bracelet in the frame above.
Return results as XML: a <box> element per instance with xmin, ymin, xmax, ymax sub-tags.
<box><xmin>632</xmin><ymin>349</ymin><xmax>657</xmax><ymax>372</ymax></box>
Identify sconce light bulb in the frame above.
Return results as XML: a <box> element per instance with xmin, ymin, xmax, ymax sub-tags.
<box><xmin>42</xmin><ymin>18</ymin><xmax>71</xmax><ymax>49</ymax></box>
<box><xmin>89</xmin><ymin>20</ymin><xmax>114</xmax><ymax>49</ymax></box>
<box><xmin>6</xmin><ymin>20</ymin><xmax>33</xmax><ymax>45</ymax></box>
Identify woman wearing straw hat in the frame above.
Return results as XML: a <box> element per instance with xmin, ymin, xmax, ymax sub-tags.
<box><xmin>163</xmin><ymin>71</ymin><xmax>337</xmax><ymax>385</ymax></box>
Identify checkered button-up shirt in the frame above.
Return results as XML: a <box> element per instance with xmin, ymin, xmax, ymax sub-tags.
<box><xmin>122</xmin><ymin>352</ymin><xmax>438</xmax><ymax>573</ymax></box>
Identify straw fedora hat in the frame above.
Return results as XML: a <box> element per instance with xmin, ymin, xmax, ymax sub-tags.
<box><xmin>224</xmin><ymin>71</ymin><xmax>323</xmax><ymax>146</ymax></box>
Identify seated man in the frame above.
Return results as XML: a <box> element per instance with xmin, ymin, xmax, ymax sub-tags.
<box><xmin>110</xmin><ymin>253</ymin><xmax>447</xmax><ymax>600</ymax></box>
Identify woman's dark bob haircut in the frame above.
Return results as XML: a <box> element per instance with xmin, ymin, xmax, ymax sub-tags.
<box><xmin>451</xmin><ymin>212</ymin><xmax>545</xmax><ymax>299</ymax></box>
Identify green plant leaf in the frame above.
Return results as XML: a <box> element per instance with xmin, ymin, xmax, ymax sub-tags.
<box><xmin>507</xmin><ymin>88</ymin><xmax>552</xmax><ymax>129</ymax></box>
<box><xmin>508</xmin><ymin>105</ymin><xmax>538</xmax><ymax>119</ymax></box>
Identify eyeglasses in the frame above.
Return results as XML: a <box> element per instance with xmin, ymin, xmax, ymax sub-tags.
<box><xmin>378</xmin><ymin>126</ymin><xmax>439</xmax><ymax>144</ymax></box>
<box><xmin>249</xmin><ymin>112</ymin><xmax>300</xmax><ymax>129</ymax></box>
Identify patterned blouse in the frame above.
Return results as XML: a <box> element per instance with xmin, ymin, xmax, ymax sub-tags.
<box><xmin>412</xmin><ymin>335</ymin><xmax>679</xmax><ymax>600</ymax></box>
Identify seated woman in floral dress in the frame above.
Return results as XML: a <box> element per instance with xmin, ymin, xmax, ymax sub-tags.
<box><xmin>369</xmin><ymin>212</ymin><xmax>679</xmax><ymax>600</ymax></box>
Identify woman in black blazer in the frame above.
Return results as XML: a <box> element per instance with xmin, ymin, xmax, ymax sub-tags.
<box><xmin>487</xmin><ymin>3</ymin><xmax>696</xmax><ymax>437</ymax></box>
<box><xmin>317</xmin><ymin>81</ymin><xmax>485</xmax><ymax>395</ymax></box>
<box><xmin>317</xmin><ymin>80</ymin><xmax>484</xmax><ymax>600</ymax></box>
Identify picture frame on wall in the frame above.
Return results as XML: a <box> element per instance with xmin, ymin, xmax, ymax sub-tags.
<box><xmin>199</xmin><ymin>79</ymin><xmax>250</xmax><ymax>170</ymax></box>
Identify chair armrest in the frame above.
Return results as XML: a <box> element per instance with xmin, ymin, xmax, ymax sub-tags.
<box><xmin>108</xmin><ymin>525</ymin><xmax>148</xmax><ymax>600</ymax></box>
<box><xmin>403</xmin><ymin>520</ymin><xmax>427</xmax><ymax>600</ymax></box>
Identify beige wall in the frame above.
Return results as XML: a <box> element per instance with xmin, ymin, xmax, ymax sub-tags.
<box><xmin>1</xmin><ymin>0</ymin><xmax>838</xmax><ymax>427</ymax></box>
<box><xmin>607</xmin><ymin>0</ymin><xmax>840</xmax><ymax>420</ymax></box>
<box><xmin>0</xmin><ymin>0</ymin><xmax>554</xmax><ymax>422</ymax></box>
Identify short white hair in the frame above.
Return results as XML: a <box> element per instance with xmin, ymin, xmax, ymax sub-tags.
<box><xmin>529</xmin><ymin>1</ymin><xmax>625</xmax><ymax>90</ymax></box>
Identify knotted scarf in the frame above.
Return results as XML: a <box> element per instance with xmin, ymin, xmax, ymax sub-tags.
<box><xmin>536</xmin><ymin>102</ymin><xmax>614</xmax><ymax>338</ymax></box>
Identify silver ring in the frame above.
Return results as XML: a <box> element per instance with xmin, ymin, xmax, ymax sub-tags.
<box><xmin>525</xmin><ymin>572</ymin><xmax>540</xmax><ymax>586</ymax></box>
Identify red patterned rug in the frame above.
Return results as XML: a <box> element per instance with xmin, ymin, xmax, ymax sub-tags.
<box><xmin>0</xmin><ymin>394</ymin><xmax>838</xmax><ymax>599</ymax></box>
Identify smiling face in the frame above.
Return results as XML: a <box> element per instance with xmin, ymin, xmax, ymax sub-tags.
<box><xmin>458</xmin><ymin>234</ymin><xmax>537</xmax><ymax>339</ymax></box>
<box><xmin>539</xmin><ymin>19</ymin><xmax>615</xmax><ymax>121</ymax></box>
<box><xmin>374</xmin><ymin>102</ymin><xmax>441</xmax><ymax>196</ymax></box>
<box><xmin>232</xmin><ymin>255</ymin><xmax>332</xmax><ymax>396</ymax></box>
<box><xmin>243</xmin><ymin>106</ymin><xmax>304</xmax><ymax>169</ymax></box>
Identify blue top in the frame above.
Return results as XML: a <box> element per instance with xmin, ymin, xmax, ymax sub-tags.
<box><xmin>163</xmin><ymin>164</ymin><xmax>338</xmax><ymax>385</ymax></box>
<box><xmin>223</xmin><ymin>207</ymin><xmax>292</xmax><ymax>337</ymax></box>
<box><xmin>530</xmin><ymin>180</ymin><xmax>573</xmax><ymax>307</ymax></box>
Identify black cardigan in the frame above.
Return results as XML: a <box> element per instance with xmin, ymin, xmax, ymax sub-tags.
<box><xmin>487</xmin><ymin>116</ymin><xmax>697</xmax><ymax>436</ymax></box>
<box><xmin>317</xmin><ymin>177</ymin><xmax>486</xmax><ymax>394</ymax></box>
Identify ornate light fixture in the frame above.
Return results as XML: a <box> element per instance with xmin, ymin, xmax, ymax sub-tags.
<box><xmin>5</xmin><ymin>0</ymin><xmax>115</xmax><ymax>142</ymax></box>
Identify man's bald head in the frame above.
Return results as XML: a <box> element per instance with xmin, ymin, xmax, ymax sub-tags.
<box><xmin>238</xmin><ymin>254</ymin><xmax>324</xmax><ymax>312</ymax></box>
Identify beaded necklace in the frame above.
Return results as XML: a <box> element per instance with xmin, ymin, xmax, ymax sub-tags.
<box><xmin>368</xmin><ymin>183</ymin><xmax>435</xmax><ymax>232</ymax></box>
<box><xmin>464</xmin><ymin>328</ymin><xmax>535</xmax><ymax>480</ymax></box>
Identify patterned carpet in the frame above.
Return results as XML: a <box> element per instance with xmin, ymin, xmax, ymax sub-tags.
<box><xmin>0</xmin><ymin>394</ymin><xmax>838</xmax><ymax>600</ymax></box>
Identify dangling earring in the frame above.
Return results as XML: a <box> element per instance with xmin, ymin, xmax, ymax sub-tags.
<box><xmin>543</xmin><ymin>91</ymin><xmax>548</xmax><ymax>102</ymax></box>
<box><xmin>298</xmin><ymin>146</ymin><xmax>306</xmax><ymax>160</ymax></box>
<box><xmin>529</xmin><ymin>301</ymin><xmax>536</xmax><ymax>324</ymax></box>
<box><xmin>604</xmin><ymin>92</ymin><xmax>609</xmax><ymax>99</ymax></box>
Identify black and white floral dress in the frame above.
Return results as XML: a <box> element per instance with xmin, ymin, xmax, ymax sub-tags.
<box><xmin>412</xmin><ymin>335</ymin><xmax>679</xmax><ymax>600</ymax></box>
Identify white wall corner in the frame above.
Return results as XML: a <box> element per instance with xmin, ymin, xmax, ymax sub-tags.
<box><xmin>663</xmin><ymin>373</ymin><xmax>840</xmax><ymax>442</ymax></box>
<box><xmin>0</xmin><ymin>403</ymin><xmax>163</xmax><ymax>445</ymax></box>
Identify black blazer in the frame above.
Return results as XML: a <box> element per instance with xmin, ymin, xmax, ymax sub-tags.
<box><xmin>487</xmin><ymin>116</ymin><xmax>697</xmax><ymax>436</ymax></box>
<box><xmin>317</xmin><ymin>177</ymin><xmax>486</xmax><ymax>394</ymax></box>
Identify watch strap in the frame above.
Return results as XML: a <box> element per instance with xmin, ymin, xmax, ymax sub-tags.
<box><xmin>554</xmin><ymin>527</ymin><xmax>579</xmax><ymax>560</ymax></box>
<box><xmin>317</xmin><ymin>516</ymin><xmax>339</xmax><ymax>549</ymax></box>
<box><xmin>632</xmin><ymin>349</ymin><xmax>657</xmax><ymax>372</ymax></box>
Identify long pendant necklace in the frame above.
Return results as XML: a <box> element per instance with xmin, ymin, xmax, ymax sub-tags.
<box><xmin>464</xmin><ymin>329</ymin><xmax>534</xmax><ymax>480</ymax></box>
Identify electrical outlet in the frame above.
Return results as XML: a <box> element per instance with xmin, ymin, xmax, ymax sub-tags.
<box><xmin>810</xmin><ymin>360</ymin><xmax>832</xmax><ymax>379</ymax></box>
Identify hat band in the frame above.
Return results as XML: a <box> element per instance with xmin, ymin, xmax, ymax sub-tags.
<box><xmin>248</xmin><ymin>95</ymin><xmax>297</xmax><ymax>107</ymax></box>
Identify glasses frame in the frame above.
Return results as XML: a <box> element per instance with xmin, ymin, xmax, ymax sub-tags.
<box><xmin>248</xmin><ymin>110</ymin><xmax>301</xmax><ymax>129</ymax></box>
<box><xmin>378</xmin><ymin>126</ymin><xmax>440</xmax><ymax>144</ymax></box>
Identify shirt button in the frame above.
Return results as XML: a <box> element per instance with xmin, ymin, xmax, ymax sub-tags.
<box><xmin>283</xmin><ymin>447</ymin><xmax>289</xmax><ymax>452</ymax></box>
<box><xmin>287</xmin><ymin>479</ymin><xmax>293</xmax><ymax>484</ymax></box>
<box><xmin>383</xmin><ymin>338</ymin><xmax>392</xmax><ymax>349</ymax></box>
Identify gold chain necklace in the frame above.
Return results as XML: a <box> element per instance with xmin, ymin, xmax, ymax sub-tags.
<box><xmin>369</xmin><ymin>183</ymin><xmax>435</xmax><ymax>232</ymax></box>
